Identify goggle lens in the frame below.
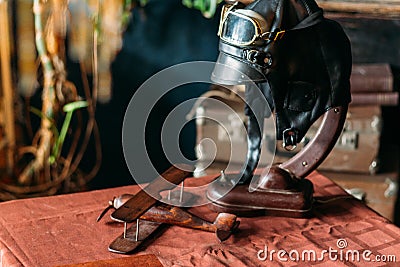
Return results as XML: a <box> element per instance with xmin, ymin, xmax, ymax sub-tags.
<box><xmin>220</xmin><ymin>12</ymin><xmax>257</xmax><ymax>46</ymax></box>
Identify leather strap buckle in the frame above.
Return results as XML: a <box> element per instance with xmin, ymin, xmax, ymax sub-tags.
<box><xmin>282</xmin><ymin>128</ymin><xmax>298</xmax><ymax>151</ymax></box>
<box><xmin>244</xmin><ymin>49</ymin><xmax>261</xmax><ymax>64</ymax></box>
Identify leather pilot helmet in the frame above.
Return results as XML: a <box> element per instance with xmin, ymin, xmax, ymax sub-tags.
<box><xmin>212</xmin><ymin>0</ymin><xmax>352</xmax><ymax>148</ymax></box>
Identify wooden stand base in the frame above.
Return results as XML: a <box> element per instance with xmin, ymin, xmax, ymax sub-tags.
<box><xmin>207</xmin><ymin>166</ymin><xmax>314</xmax><ymax>218</ymax></box>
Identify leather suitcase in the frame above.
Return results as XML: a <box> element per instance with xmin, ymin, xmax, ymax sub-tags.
<box><xmin>194</xmin><ymin>91</ymin><xmax>249</xmax><ymax>167</ymax></box>
<box><xmin>320</xmin><ymin>170</ymin><xmax>398</xmax><ymax>222</ymax></box>
<box><xmin>194</xmin><ymin>90</ymin><xmax>382</xmax><ymax>175</ymax></box>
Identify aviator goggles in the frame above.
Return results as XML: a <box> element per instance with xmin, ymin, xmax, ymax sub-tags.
<box><xmin>217</xmin><ymin>4</ymin><xmax>285</xmax><ymax>46</ymax></box>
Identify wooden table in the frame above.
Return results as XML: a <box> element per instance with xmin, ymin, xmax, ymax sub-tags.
<box><xmin>1</xmin><ymin>172</ymin><xmax>399</xmax><ymax>266</ymax></box>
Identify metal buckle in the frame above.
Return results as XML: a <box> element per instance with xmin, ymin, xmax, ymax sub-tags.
<box><xmin>282</xmin><ymin>128</ymin><xmax>298</xmax><ymax>151</ymax></box>
<box><xmin>244</xmin><ymin>49</ymin><xmax>260</xmax><ymax>64</ymax></box>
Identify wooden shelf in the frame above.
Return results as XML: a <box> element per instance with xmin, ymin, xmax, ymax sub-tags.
<box><xmin>317</xmin><ymin>0</ymin><xmax>400</xmax><ymax>17</ymax></box>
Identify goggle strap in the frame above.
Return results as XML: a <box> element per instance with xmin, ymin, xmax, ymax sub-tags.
<box><xmin>274</xmin><ymin>30</ymin><xmax>286</xmax><ymax>41</ymax></box>
<box><xmin>220</xmin><ymin>42</ymin><xmax>271</xmax><ymax>68</ymax></box>
<box><xmin>261</xmin><ymin>30</ymin><xmax>286</xmax><ymax>42</ymax></box>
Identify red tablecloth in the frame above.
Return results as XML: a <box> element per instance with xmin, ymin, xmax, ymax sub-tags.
<box><xmin>1</xmin><ymin>172</ymin><xmax>399</xmax><ymax>266</ymax></box>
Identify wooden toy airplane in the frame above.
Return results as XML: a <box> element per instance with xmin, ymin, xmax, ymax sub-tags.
<box><xmin>98</xmin><ymin>165</ymin><xmax>239</xmax><ymax>254</ymax></box>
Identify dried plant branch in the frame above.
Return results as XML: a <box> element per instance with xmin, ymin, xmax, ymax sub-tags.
<box><xmin>18</xmin><ymin>0</ymin><xmax>57</xmax><ymax>184</ymax></box>
<box><xmin>1</xmin><ymin>0</ymin><xmax>104</xmax><ymax>199</ymax></box>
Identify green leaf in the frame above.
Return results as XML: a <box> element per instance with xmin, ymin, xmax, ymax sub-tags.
<box><xmin>63</xmin><ymin>100</ymin><xmax>89</xmax><ymax>113</ymax></box>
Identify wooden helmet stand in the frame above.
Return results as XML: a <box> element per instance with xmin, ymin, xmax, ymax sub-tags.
<box><xmin>207</xmin><ymin>105</ymin><xmax>348</xmax><ymax>217</ymax></box>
